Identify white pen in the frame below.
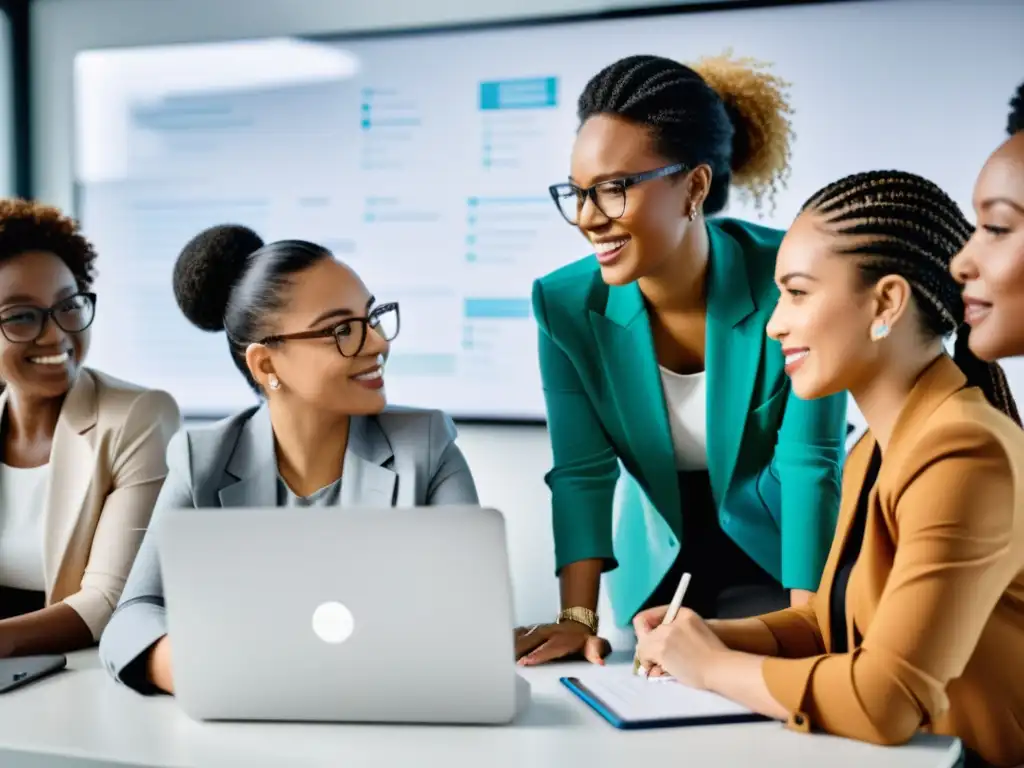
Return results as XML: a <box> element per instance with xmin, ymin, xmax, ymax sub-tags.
<box><xmin>633</xmin><ymin>571</ymin><xmax>691</xmax><ymax>676</ymax></box>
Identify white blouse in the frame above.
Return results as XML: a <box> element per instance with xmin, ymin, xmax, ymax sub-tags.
<box><xmin>0</xmin><ymin>463</ymin><xmax>50</xmax><ymax>591</ymax></box>
<box><xmin>659</xmin><ymin>366</ymin><xmax>708</xmax><ymax>471</ymax></box>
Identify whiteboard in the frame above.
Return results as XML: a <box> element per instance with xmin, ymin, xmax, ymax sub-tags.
<box><xmin>72</xmin><ymin>0</ymin><xmax>1024</xmax><ymax>420</ymax></box>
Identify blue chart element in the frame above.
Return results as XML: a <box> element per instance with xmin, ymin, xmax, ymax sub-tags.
<box><xmin>464</xmin><ymin>298</ymin><xmax>531</xmax><ymax>319</ymax></box>
<box><xmin>479</xmin><ymin>77</ymin><xmax>558</xmax><ymax>110</ymax></box>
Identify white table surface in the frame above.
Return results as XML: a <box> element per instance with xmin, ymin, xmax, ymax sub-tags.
<box><xmin>0</xmin><ymin>650</ymin><xmax>962</xmax><ymax>768</ymax></box>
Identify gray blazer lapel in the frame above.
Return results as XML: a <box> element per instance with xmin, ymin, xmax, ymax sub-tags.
<box><xmin>218</xmin><ymin>405</ymin><xmax>279</xmax><ymax>507</ymax></box>
<box><xmin>340</xmin><ymin>416</ymin><xmax>397</xmax><ymax>507</ymax></box>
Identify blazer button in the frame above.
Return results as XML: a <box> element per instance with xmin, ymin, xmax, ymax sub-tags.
<box><xmin>793</xmin><ymin>714</ymin><xmax>805</xmax><ymax>726</ymax></box>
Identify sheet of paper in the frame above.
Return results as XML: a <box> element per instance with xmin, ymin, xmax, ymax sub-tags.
<box><xmin>575</xmin><ymin>666</ymin><xmax>755</xmax><ymax>721</ymax></box>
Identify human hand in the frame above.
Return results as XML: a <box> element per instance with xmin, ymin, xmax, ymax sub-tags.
<box><xmin>514</xmin><ymin>622</ymin><xmax>610</xmax><ymax>666</ymax></box>
<box><xmin>632</xmin><ymin>604</ymin><xmax>672</xmax><ymax>637</ymax></box>
<box><xmin>146</xmin><ymin>635</ymin><xmax>175</xmax><ymax>694</ymax></box>
<box><xmin>635</xmin><ymin>607</ymin><xmax>729</xmax><ymax>689</ymax></box>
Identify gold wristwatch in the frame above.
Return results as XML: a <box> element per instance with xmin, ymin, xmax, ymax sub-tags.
<box><xmin>557</xmin><ymin>606</ymin><xmax>599</xmax><ymax>634</ymax></box>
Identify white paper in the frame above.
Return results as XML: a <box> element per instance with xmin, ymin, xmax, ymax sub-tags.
<box><xmin>576</xmin><ymin>666</ymin><xmax>755</xmax><ymax>721</ymax></box>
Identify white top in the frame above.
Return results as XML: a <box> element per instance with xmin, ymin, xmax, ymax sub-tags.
<box><xmin>659</xmin><ymin>366</ymin><xmax>708</xmax><ymax>471</ymax></box>
<box><xmin>0</xmin><ymin>462</ymin><xmax>50</xmax><ymax>591</ymax></box>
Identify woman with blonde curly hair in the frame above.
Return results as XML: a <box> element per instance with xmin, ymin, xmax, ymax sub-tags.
<box><xmin>0</xmin><ymin>199</ymin><xmax>179</xmax><ymax>656</ymax></box>
<box><xmin>516</xmin><ymin>54</ymin><xmax>847</xmax><ymax>665</ymax></box>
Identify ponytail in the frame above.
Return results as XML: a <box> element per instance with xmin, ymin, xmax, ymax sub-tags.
<box><xmin>954</xmin><ymin>326</ymin><xmax>1021</xmax><ymax>425</ymax></box>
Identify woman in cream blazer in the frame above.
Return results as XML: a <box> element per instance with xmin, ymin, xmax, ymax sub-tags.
<box><xmin>0</xmin><ymin>199</ymin><xmax>179</xmax><ymax>655</ymax></box>
<box><xmin>633</xmin><ymin>172</ymin><xmax>1024</xmax><ymax>767</ymax></box>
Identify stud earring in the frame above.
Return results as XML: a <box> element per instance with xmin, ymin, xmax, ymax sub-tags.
<box><xmin>688</xmin><ymin>207</ymin><xmax>697</xmax><ymax>221</ymax></box>
<box><xmin>268</xmin><ymin>374</ymin><xmax>280</xmax><ymax>391</ymax></box>
<box><xmin>870</xmin><ymin>322</ymin><xmax>890</xmax><ymax>341</ymax></box>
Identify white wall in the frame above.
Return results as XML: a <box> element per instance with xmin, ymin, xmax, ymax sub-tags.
<box><xmin>32</xmin><ymin>0</ymin><xmax>726</xmax><ymax>645</ymax></box>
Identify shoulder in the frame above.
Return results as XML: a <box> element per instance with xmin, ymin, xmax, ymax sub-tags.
<box><xmin>885</xmin><ymin>389</ymin><xmax>1024</xmax><ymax>522</ymax></box>
<box><xmin>173</xmin><ymin>406</ymin><xmax>259</xmax><ymax>456</ymax></box>
<box><xmin>87</xmin><ymin>368</ymin><xmax>181</xmax><ymax>436</ymax></box>
<box><xmin>902</xmin><ymin>388</ymin><xmax>1023</xmax><ymax>464</ymax></box>
<box><xmin>373</xmin><ymin>406</ymin><xmax>458</xmax><ymax>448</ymax></box>
<box><xmin>532</xmin><ymin>255</ymin><xmax>604</xmax><ymax>329</ymax></box>
<box><xmin>710</xmin><ymin>217</ymin><xmax>786</xmax><ymax>301</ymax></box>
<box><xmin>712</xmin><ymin>216</ymin><xmax>786</xmax><ymax>254</ymax></box>
<box><xmin>164</xmin><ymin>405</ymin><xmax>260</xmax><ymax>484</ymax></box>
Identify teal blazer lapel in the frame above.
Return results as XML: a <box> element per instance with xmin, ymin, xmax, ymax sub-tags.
<box><xmin>704</xmin><ymin>224</ymin><xmax>763</xmax><ymax>503</ymax></box>
<box><xmin>589</xmin><ymin>282</ymin><xmax>681</xmax><ymax>536</ymax></box>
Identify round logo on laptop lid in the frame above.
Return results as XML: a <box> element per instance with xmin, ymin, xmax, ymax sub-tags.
<box><xmin>311</xmin><ymin>601</ymin><xmax>355</xmax><ymax>644</ymax></box>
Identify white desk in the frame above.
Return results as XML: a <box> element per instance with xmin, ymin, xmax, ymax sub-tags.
<box><xmin>0</xmin><ymin>651</ymin><xmax>961</xmax><ymax>768</ymax></box>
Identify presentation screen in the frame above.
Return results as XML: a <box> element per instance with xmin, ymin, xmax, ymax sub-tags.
<box><xmin>73</xmin><ymin>0</ymin><xmax>1024</xmax><ymax>421</ymax></box>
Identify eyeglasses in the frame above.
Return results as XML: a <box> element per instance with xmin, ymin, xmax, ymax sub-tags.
<box><xmin>259</xmin><ymin>302</ymin><xmax>400</xmax><ymax>358</ymax></box>
<box><xmin>0</xmin><ymin>292</ymin><xmax>97</xmax><ymax>343</ymax></box>
<box><xmin>548</xmin><ymin>163</ymin><xmax>688</xmax><ymax>225</ymax></box>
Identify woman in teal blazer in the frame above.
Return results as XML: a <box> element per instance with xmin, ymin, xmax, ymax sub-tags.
<box><xmin>516</xmin><ymin>54</ymin><xmax>847</xmax><ymax>666</ymax></box>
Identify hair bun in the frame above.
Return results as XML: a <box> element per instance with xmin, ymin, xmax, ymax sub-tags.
<box><xmin>691</xmin><ymin>50</ymin><xmax>795</xmax><ymax>208</ymax></box>
<box><xmin>1008</xmin><ymin>80</ymin><xmax>1024</xmax><ymax>136</ymax></box>
<box><xmin>172</xmin><ymin>224</ymin><xmax>264</xmax><ymax>332</ymax></box>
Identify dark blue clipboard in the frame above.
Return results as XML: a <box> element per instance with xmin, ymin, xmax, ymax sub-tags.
<box><xmin>561</xmin><ymin>676</ymin><xmax>769</xmax><ymax>730</ymax></box>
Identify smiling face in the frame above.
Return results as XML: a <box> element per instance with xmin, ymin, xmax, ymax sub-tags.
<box><xmin>950</xmin><ymin>132</ymin><xmax>1024</xmax><ymax>361</ymax></box>
<box><xmin>247</xmin><ymin>258</ymin><xmax>393</xmax><ymax>416</ymax></box>
<box><xmin>766</xmin><ymin>213</ymin><xmax>896</xmax><ymax>400</ymax></box>
<box><xmin>568</xmin><ymin>114</ymin><xmax>702</xmax><ymax>285</ymax></box>
<box><xmin>0</xmin><ymin>251</ymin><xmax>91</xmax><ymax>401</ymax></box>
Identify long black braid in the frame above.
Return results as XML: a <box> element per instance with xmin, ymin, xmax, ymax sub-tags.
<box><xmin>803</xmin><ymin>170</ymin><xmax>1020</xmax><ymax>425</ymax></box>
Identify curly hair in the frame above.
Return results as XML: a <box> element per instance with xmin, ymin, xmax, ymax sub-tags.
<box><xmin>577</xmin><ymin>50</ymin><xmax>794</xmax><ymax>214</ymax></box>
<box><xmin>691</xmin><ymin>51</ymin><xmax>794</xmax><ymax>211</ymax></box>
<box><xmin>0</xmin><ymin>199</ymin><xmax>97</xmax><ymax>289</ymax></box>
<box><xmin>1008</xmin><ymin>80</ymin><xmax>1023</xmax><ymax>136</ymax></box>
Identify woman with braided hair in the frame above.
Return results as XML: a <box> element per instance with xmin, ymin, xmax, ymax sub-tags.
<box><xmin>633</xmin><ymin>170</ymin><xmax>1024</xmax><ymax>768</ymax></box>
<box><xmin>517</xmin><ymin>53</ymin><xmax>848</xmax><ymax>667</ymax></box>
<box><xmin>951</xmin><ymin>80</ymin><xmax>1024</xmax><ymax>364</ymax></box>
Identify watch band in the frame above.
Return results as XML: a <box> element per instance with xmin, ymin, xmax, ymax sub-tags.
<box><xmin>557</xmin><ymin>606</ymin><xmax>599</xmax><ymax>634</ymax></box>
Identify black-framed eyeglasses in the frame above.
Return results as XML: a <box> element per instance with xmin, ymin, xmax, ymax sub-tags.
<box><xmin>259</xmin><ymin>302</ymin><xmax>400</xmax><ymax>358</ymax></box>
<box><xmin>548</xmin><ymin>162</ymin><xmax>688</xmax><ymax>225</ymax></box>
<box><xmin>0</xmin><ymin>292</ymin><xmax>97</xmax><ymax>344</ymax></box>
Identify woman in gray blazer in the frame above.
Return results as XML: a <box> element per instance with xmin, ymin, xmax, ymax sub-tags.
<box><xmin>99</xmin><ymin>225</ymin><xmax>479</xmax><ymax>694</ymax></box>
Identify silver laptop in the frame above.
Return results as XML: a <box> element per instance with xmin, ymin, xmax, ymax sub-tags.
<box><xmin>158</xmin><ymin>505</ymin><xmax>524</xmax><ymax>724</ymax></box>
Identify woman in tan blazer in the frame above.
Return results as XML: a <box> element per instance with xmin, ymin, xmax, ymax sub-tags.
<box><xmin>633</xmin><ymin>172</ymin><xmax>1024</xmax><ymax>768</ymax></box>
<box><xmin>0</xmin><ymin>199</ymin><xmax>179</xmax><ymax>656</ymax></box>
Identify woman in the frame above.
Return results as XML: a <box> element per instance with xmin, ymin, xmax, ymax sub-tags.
<box><xmin>635</xmin><ymin>171</ymin><xmax>1024</xmax><ymax>768</ymax></box>
<box><xmin>517</xmin><ymin>53</ymin><xmax>847</xmax><ymax>666</ymax></box>
<box><xmin>950</xmin><ymin>80</ymin><xmax>1024</xmax><ymax>361</ymax></box>
<box><xmin>99</xmin><ymin>225</ymin><xmax>479</xmax><ymax>694</ymax></box>
<box><xmin>0</xmin><ymin>199</ymin><xmax>179</xmax><ymax>654</ymax></box>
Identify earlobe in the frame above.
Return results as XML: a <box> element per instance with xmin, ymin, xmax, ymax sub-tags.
<box><xmin>870</xmin><ymin>322</ymin><xmax>891</xmax><ymax>341</ymax></box>
<box><xmin>684</xmin><ymin>165</ymin><xmax>712</xmax><ymax>220</ymax></box>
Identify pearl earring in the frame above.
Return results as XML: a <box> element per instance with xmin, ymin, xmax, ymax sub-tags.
<box><xmin>268</xmin><ymin>374</ymin><xmax>280</xmax><ymax>390</ymax></box>
<box><xmin>870</xmin><ymin>322</ymin><xmax>890</xmax><ymax>341</ymax></box>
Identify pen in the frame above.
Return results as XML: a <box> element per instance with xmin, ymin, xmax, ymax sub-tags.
<box><xmin>632</xmin><ymin>571</ymin><xmax>691</xmax><ymax>676</ymax></box>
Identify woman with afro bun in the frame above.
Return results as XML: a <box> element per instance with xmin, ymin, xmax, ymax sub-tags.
<box><xmin>952</xmin><ymin>80</ymin><xmax>1024</xmax><ymax>364</ymax></box>
<box><xmin>518</xmin><ymin>53</ymin><xmax>847</xmax><ymax>666</ymax></box>
<box><xmin>100</xmin><ymin>226</ymin><xmax>479</xmax><ymax>695</ymax></box>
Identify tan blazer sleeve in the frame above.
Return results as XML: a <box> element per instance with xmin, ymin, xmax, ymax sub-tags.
<box><xmin>713</xmin><ymin>599</ymin><xmax>826</xmax><ymax>658</ymax></box>
<box><xmin>761</xmin><ymin>421</ymin><xmax>1017</xmax><ymax>746</ymax></box>
<box><xmin>61</xmin><ymin>390</ymin><xmax>181</xmax><ymax>639</ymax></box>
